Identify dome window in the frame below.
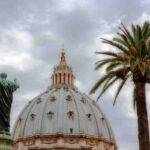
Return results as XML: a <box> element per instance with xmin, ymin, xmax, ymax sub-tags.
<box><xmin>47</xmin><ymin>112</ymin><xmax>54</xmax><ymax>119</ymax></box>
<box><xmin>45</xmin><ymin>90</ymin><xmax>49</xmax><ymax>93</ymax></box>
<box><xmin>19</xmin><ymin>118</ymin><xmax>23</xmax><ymax>123</ymax></box>
<box><xmin>50</xmin><ymin>96</ymin><xmax>56</xmax><ymax>102</ymax></box>
<box><xmin>63</xmin><ymin>86</ymin><xmax>69</xmax><ymax>91</ymax></box>
<box><xmin>67</xmin><ymin>111</ymin><xmax>74</xmax><ymax>119</ymax></box>
<box><xmin>66</xmin><ymin>95</ymin><xmax>72</xmax><ymax>101</ymax></box>
<box><xmin>27</xmin><ymin>101</ymin><xmax>32</xmax><ymax>106</ymax></box>
<box><xmin>75</xmin><ymin>90</ymin><xmax>78</xmax><ymax>93</ymax></box>
<box><xmin>30</xmin><ymin>113</ymin><xmax>36</xmax><ymax>120</ymax></box>
<box><xmin>104</xmin><ymin>143</ymin><xmax>111</xmax><ymax>150</ymax></box>
<box><xmin>101</xmin><ymin>117</ymin><xmax>105</xmax><ymax>121</ymax></box>
<box><xmin>86</xmin><ymin>113</ymin><xmax>92</xmax><ymax>120</ymax></box>
<box><xmin>70</xmin><ymin>128</ymin><xmax>73</xmax><ymax>134</ymax></box>
<box><xmin>80</xmin><ymin>97</ymin><xmax>86</xmax><ymax>103</ymax></box>
<box><xmin>37</xmin><ymin>98</ymin><xmax>42</xmax><ymax>104</ymax></box>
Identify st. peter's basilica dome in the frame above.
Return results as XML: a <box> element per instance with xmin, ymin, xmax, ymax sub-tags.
<box><xmin>12</xmin><ymin>49</ymin><xmax>117</xmax><ymax>150</ymax></box>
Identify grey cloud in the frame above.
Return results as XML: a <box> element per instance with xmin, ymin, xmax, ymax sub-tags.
<box><xmin>0</xmin><ymin>0</ymin><xmax>149</xmax><ymax>150</ymax></box>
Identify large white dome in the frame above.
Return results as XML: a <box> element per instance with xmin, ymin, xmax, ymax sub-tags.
<box><xmin>12</xmin><ymin>50</ymin><xmax>117</xmax><ymax>150</ymax></box>
<box><xmin>13</xmin><ymin>85</ymin><xmax>115</xmax><ymax>141</ymax></box>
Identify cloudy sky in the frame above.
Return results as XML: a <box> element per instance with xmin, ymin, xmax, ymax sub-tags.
<box><xmin>0</xmin><ymin>0</ymin><xmax>150</xmax><ymax>149</ymax></box>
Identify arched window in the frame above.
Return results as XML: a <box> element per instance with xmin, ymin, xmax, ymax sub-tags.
<box><xmin>71</xmin><ymin>75</ymin><xmax>73</xmax><ymax>85</ymax></box>
<box><xmin>47</xmin><ymin>112</ymin><xmax>54</xmax><ymax>119</ymax></box>
<box><xmin>68</xmin><ymin>74</ymin><xmax>70</xmax><ymax>84</ymax></box>
<box><xmin>66</xmin><ymin>95</ymin><xmax>72</xmax><ymax>101</ymax></box>
<box><xmin>70</xmin><ymin>128</ymin><xmax>73</xmax><ymax>134</ymax></box>
<box><xmin>59</xmin><ymin>73</ymin><xmax>61</xmax><ymax>84</ymax></box>
<box><xmin>67</xmin><ymin>111</ymin><xmax>74</xmax><ymax>119</ymax></box>
<box><xmin>52</xmin><ymin>75</ymin><xmax>54</xmax><ymax>85</ymax></box>
<box><xmin>64</xmin><ymin>73</ymin><xmax>66</xmax><ymax>83</ymax></box>
<box><xmin>56</xmin><ymin>74</ymin><xmax>57</xmax><ymax>84</ymax></box>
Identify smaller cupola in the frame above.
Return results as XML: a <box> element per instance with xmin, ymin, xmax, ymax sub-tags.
<box><xmin>51</xmin><ymin>49</ymin><xmax>75</xmax><ymax>88</ymax></box>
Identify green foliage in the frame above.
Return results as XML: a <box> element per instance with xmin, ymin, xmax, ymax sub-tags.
<box><xmin>90</xmin><ymin>21</ymin><xmax>150</xmax><ymax>103</ymax></box>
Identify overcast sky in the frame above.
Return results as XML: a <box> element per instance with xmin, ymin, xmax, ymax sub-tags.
<box><xmin>0</xmin><ymin>0</ymin><xmax>150</xmax><ymax>149</ymax></box>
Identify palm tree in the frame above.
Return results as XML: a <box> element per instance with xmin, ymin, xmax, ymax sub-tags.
<box><xmin>90</xmin><ymin>21</ymin><xmax>150</xmax><ymax>150</ymax></box>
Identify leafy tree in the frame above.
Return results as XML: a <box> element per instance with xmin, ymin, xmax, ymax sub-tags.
<box><xmin>90</xmin><ymin>21</ymin><xmax>150</xmax><ymax>150</ymax></box>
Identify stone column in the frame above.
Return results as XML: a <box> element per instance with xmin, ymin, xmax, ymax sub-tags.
<box><xmin>61</xmin><ymin>73</ymin><xmax>63</xmax><ymax>84</ymax></box>
<box><xmin>52</xmin><ymin>75</ymin><xmax>54</xmax><ymax>86</ymax></box>
<box><xmin>69</xmin><ymin>74</ymin><xmax>72</xmax><ymax>85</ymax></box>
<box><xmin>56</xmin><ymin>74</ymin><xmax>58</xmax><ymax>85</ymax></box>
<box><xmin>70</xmin><ymin>75</ymin><xmax>73</xmax><ymax>86</ymax></box>
<box><xmin>54</xmin><ymin>74</ymin><xmax>56</xmax><ymax>86</ymax></box>
<box><xmin>72</xmin><ymin>76</ymin><xmax>74</xmax><ymax>86</ymax></box>
<box><xmin>66</xmin><ymin>73</ymin><xmax>68</xmax><ymax>85</ymax></box>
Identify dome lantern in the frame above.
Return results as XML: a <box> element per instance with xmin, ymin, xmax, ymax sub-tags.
<box><xmin>51</xmin><ymin>49</ymin><xmax>75</xmax><ymax>88</ymax></box>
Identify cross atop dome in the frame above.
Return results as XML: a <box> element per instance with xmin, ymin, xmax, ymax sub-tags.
<box><xmin>61</xmin><ymin>48</ymin><xmax>65</xmax><ymax>56</ymax></box>
<box><xmin>51</xmin><ymin>49</ymin><xmax>75</xmax><ymax>88</ymax></box>
<box><xmin>60</xmin><ymin>48</ymin><xmax>66</xmax><ymax>62</ymax></box>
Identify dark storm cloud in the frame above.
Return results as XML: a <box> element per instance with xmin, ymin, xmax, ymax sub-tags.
<box><xmin>0</xmin><ymin>0</ymin><xmax>150</xmax><ymax>150</ymax></box>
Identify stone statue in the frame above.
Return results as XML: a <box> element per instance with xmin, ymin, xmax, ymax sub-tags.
<box><xmin>0</xmin><ymin>73</ymin><xmax>19</xmax><ymax>133</ymax></box>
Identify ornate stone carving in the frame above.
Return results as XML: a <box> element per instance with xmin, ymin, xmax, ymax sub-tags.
<box><xmin>66</xmin><ymin>95</ymin><xmax>72</xmax><ymax>101</ymax></box>
<box><xmin>64</xmin><ymin>137</ymin><xmax>79</xmax><ymax>144</ymax></box>
<box><xmin>42</xmin><ymin>137</ymin><xmax>57</xmax><ymax>144</ymax></box>
<box><xmin>80</xmin><ymin>97</ymin><xmax>86</xmax><ymax>103</ymax></box>
<box><xmin>50</xmin><ymin>96</ymin><xmax>56</xmax><ymax>102</ymax></box>
<box><xmin>103</xmin><ymin>143</ymin><xmax>112</xmax><ymax>150</ymax></box>
<box><xmin>24</xmin><ymin>139</ymin><xmax>35</xmax><ymax>146</ymax></box>
<box><xmin>87</xmin><ymin>139</ymin><xmax>96</xmax><ymax>146</ymax></box>
<box><xmin>36</xmin><ymin>97</ymin><xmax>42</xmax><ymax>104</ymax></box>
<box><xmin>47</xmin><ymin>112</ymin><xmax>54</xmax><ymax>119</ymax></box>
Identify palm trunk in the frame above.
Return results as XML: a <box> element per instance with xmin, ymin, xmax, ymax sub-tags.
<box><xmin>134</xmin><ymin>81</ymin><xmax>149</xmax><ymax>150</ymax></box>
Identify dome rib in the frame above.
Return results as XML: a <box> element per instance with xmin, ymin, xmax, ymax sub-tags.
<box><xmin>82</xmin><ymin>93</ymin><xmax>101</xmax><ymax>137</ymax></box>
<box><xmin>12</xmin><ymin>102</ymin><xmax>30</xmax><ymax>139</ymax></box>
<box><xmin>69</xmin><ymin>88</ymin><xmax>81</xmax><ymax>134</ymax></box>
<box><xmin>82</xmin><ymin>93</ymin><xmax>104</xmax><ymax>137</ymax></box>
<box><xmin>21</xmin><ymin>100</ymin><xmax>35</xmax><ymax>137</ymax></box>
<box><xmin>70</xmin><ymin>89</ymin><xmax>89</xmax><ymax>135</ymax></box>
<box><xmin>95</xmin><ymin>103</ymin><xmax>116</xmax><ymax>142</ymax></box>
<box><xmin>40</xmin><ymin>89</ymin><xmax>54</xmax><ymax>134</ymax></box>
<box><xmin>57</xmin><ymin>88</ymin><xmax>64</xmax><ymax>133</ymax></box>
<box><xmin>78</xmin><ymin>92</ymin><xmax>99</xmax><ymax>136</ymax></box>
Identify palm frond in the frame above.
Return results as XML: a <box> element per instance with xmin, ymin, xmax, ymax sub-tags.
<box><xmin>142</xmin><ymin>21</ymin><xmax>150</xmax><ymax>38</ymax></box>
<box><xmin>117</xmin><ymin>32</ymin><xmax>131</xmax><ymax>48</ymax></box>
<box><xmin>113</xmin><ymin>37</ymin><xmax>129</xmax><ymax>48</ymax></box>
<box><xmin>96</xmin><ymin>51</ymin><xmax>118</xmax><ymax>57</ymax></box>
<box><xmin>101</xmin><ymin>38</ymin><xmax>130</xmax><ymax>55</ymax></box>
<box><xmin>106</xmin><ymin>62</ymin><xmax>121</xmax><ymax>72</ymax></box>
<box><xmin>95</xmin><ymin>58</ymin><xmax>125</xmax><ymax>70</ymax></box>
<box><xmin>97</xmin><ymin>77</ymin><xmax>118</xmax><ymax>101</ymax></box>
<box><xmin>90</xmin><ymin>72</ymin><xmax>115</xmax><ymax>94</ymax></box>
<box><xmin>113</xmin><ymin>76</ymin><xmax>129</xmax><ymax>105</ymax></box>
<box><xmin>138</xmin><ymin>62</ymin><xmax>146</xmax><ymax>76</ymax></box>
<box><xmin>95</xmin><ymin>61</ymin><xmax>109</xmax><ymax>70</ymax></box>
<box><xmin>120</xmin><ymin>23</ymin><xmax>135</xmax><ymax>47</ymax></box>
<box><xmin>131</xmin><ymin>24</ymin><xmax>138</xmax><ymax>41</ymax></box>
